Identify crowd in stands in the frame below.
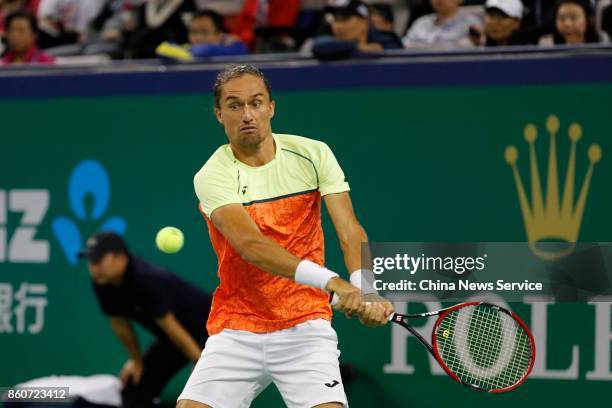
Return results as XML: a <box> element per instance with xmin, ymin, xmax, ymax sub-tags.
<box><xmin>1</xmin><ymin>0</ymin><xmax>611</xmax><ymax>65</ymax></box>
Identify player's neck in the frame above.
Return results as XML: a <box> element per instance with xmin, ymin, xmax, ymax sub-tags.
<box><xmin>231</xmin><ymin>133</ymin><xmax>276</xmax><ymax>167</ymax></box>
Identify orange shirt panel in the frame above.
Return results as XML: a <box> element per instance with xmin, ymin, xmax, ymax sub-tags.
<box><xmin>204</xmin><ymin>190</ymin><xmax>331</xmax><ymax>335</ymax></box>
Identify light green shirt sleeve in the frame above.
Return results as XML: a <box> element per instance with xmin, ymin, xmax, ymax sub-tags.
<box><xmin>194</xmin><ymin>165</ymin><xmax>241</xmax><ymax>218</ymax></box>
<box><xmin>318</xmin><ymin>142</ymin><xmax>350</xmax><ymax>196</ymax></box>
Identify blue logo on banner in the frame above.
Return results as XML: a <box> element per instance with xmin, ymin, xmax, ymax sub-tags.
<box><xmin>52</xmin><ymin>160</ymin><xmax>127</xmax><ymax>265</ymax></box>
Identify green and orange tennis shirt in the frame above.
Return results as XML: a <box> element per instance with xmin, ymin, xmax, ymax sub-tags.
<box><xmin>194</xmin><ymin>133</ymin><xmax>350</xmax><ymax>335</ymax></box>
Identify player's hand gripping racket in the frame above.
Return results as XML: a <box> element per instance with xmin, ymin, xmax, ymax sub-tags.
<box><xmin>390</xmin><ymin>301</ymin><xmax>535</xmax><ymax>392</ymax></box>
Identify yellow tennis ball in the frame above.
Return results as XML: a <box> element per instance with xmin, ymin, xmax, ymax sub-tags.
<box><xmin>155</xmin><ymin>227</ymin><xmax>184</xmax><ymax>254</ymax></box>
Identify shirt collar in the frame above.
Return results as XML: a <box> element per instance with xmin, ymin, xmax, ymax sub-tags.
<box><xmin>226</xmin><ymin>133</ymin><xmax>279</xmax><ymax>171</ymax></box>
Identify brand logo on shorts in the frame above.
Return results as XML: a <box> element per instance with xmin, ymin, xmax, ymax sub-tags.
<box><xmin>324</xmin><ymin>380</ymin><xmax>340</xmax><ymax>388</ymax></box>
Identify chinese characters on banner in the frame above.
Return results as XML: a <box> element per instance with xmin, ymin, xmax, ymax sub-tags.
<box><xmin>0</xmin><ymin>283</ymin><xmax>48</xmax><ymax>334</ymax></box>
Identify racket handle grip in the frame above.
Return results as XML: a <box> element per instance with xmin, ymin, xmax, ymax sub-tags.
<box><xmin>330</xmin><ymin>293</ymin><xmax>373</xmax><ymax>307</ymax></box>
<box><xmin>330</xmin><ymin>293</ymin><xmax>386</xmax><ymax>309</ymax></box>
<box><xmin>330</xmin><ymin>292</ymin><xmax>372</xmax><ymax>307</ymax></box>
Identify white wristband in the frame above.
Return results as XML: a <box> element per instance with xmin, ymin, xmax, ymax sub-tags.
<box><xmin>295</xmin><ymin>260</ymin><xmax>339</xmax><ymax>290</ymax></box>
<box><xmin>350</xmin><ymin>269</ymin><xmax>378</xmax><ymax>295</ymax></box>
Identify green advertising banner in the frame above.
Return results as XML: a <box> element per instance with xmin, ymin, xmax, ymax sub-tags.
<box><xmin>1</xmin><ymin>68</ymin><xmax>611</xmax><ymax>407</ymax></box>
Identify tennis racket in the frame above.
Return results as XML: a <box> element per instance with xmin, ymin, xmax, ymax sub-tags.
<box><xmin>390</xmin><ymin>301</ymin><xmax>535</xmax><ymax>393</ymax></box>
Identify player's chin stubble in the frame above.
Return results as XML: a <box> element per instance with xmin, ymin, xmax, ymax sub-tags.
<box><xmin>236</xmin><ymin>130</ymin><xmax>267</xmax><ymax>149</ymax></box>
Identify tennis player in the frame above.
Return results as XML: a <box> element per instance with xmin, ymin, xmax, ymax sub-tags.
<box><xmin>177</xmin><ymin>65</ymin><xmax>393</xmax><ymax>408</ymax></box>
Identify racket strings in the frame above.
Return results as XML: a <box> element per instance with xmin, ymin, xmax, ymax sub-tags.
<box><xmin>439</xmin><ymin>310</ymin><xmax>509</xmax><ymax>390</ymax></box>
<box><xmin>470</xmin><ymin>308</ymin><xmax>531</xmax><ymax>389</ymax></box>
<box><xmin>448</xmin><ymin>307</ymin><xmax>531</xmax><ymax>390</ymax></box>
<box><xmin>449</xmin><ymin>308</ymin><xmax>529</xmax><ymax>390</ymax></box>
<box><xmin>436</xmin><ymin>305</ymin><xmax>533</xmax><ymax>391</ymax></box>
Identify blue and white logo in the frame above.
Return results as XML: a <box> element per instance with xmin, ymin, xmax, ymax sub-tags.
<box><xmin>52</xmin><ymin>160</ymin><xmax>126</xmax><ymax>265</ymax></box>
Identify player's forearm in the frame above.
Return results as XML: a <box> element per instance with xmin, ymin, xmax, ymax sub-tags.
<box><xmin>110</xmin><ymin>318</ymin><xmax>142</xmax><ymax>363</ymax></box>
<box><xmin>337</xmin><ymin>220</ymin><xmax>369</xmax><ymax>274</ymax></box>
<box><xmin>211</xmin><ymin>204</ymin><xmax>338</xmax><ymax>286</ymax></box>
<box><xmin>242</xmin><ymin>237</ymin><xmax>345</xmax><ymax>293</ymax></box>
<box><xmin>238</xmin><ymin>235</ymin><xmax>302</xmax><ymax>279</ymax></box>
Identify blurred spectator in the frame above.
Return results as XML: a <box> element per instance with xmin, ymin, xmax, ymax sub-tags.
<box><xmin>402</xmin><ymin>0</ymin><xmax>486</xmax><ymax>32</ymax></box>
<box><xmin>31</xmin><ymin>1</ymin><xmax>139</xmax><ymax>60</ymax></box>
<box><xmin>369</xmin><ymin>3</ymin><xmax>393</xmax><ymax>31</ymax></box>
<box><xmin>309</xmin><ymin>0</ymin><xmax>402</xmax><ymax>59</ymax></box>
<box><xmin>471</xmin><ymin>0</ymin><xmax>536</xmax><ymax>46</ymax></box>
<box><xmin>230</xmin><ymin>0</ymin><xmax>300</xmax><ymax>50</ymax></box>
<box><xmin>539</xmin><ymin>0</ymin><xmax>609</xmax><ymax>45</ymax></box>
<box><xmin>0</xmin><ymin>0</ymin><xmax>39</xmax><ymax>34</ymax></box>
<box><xmin>37</xmin><ymin>0</ymin><xmax>106</xmax><ymax>48</ymax></box>
<box><xmin>361</xmin><ymin>0</ymin><xmax>405</xmax><ymax>34</ymax></box>
<box><xmin>156</xmin><ymin>9</ymin><xmax>248</xmax><ymax>61</ymax></box>
<box><xmin>84</xmin><ymin>0</ymin><xmax>138</xmax><ymax>58</ymax></box>
<box><xmin>369</xmin><ymin>3</ymin><xmax>402</xmax><ymax>44</ymax></box>
<box><xmin>402</xmin><ymin>0</ymin><xmax>481</xmax><ymax>48</ymax></box>
<box><xmin>124</xmin><ymin>0</ymin><xmax>195</xmax><ymax>59</ymax></box>
<box><xmin>1</xmin><ymin>11</ymin><xmax>54</xmax><ymax>64</ymax></box>
<box><xmin>194</xmin><ymin>0</ymin><xmax>248</xmax><ymax>46</ymax></box>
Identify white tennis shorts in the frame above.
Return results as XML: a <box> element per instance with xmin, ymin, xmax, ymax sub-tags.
<box><xmin>178</xmin><ymin>319</ymin><xmax>348</xmax><ymax>408</ymax></box>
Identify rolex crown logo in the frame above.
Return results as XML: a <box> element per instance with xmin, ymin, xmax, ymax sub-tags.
<box><xmin>505</xmin><ymin>115</ymin><xmax>602</xmax><ymax>260</ymax></box>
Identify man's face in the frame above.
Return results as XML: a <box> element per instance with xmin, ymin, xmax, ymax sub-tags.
<box><xmin>485</xmin><ymin>9</ymin><xmax>520</xmax><ymax>42</ymax></box>
<box><xmin>88</xmin><ymin>252</ymin><xmax>126</xmax><ymax>285</ymax></box>
<box><xmin>6</xmin><ymin>17</ymin><xmax>36</xmax><ymax>53</ymax></box>
<box><xmin>331</xmin><ymin>15</ymin><xmax>368</xmax><ymax>42</ymax></box>
<box><xmin>189</xmin><ymin>16</ymin><xmax>222</xmax><ymax>46</ymax></box>
<box><xmin>431</xmin><ymin>0</ymin><xmax>461</xmax><ymax>16</ymax></box>
<box><xmin>215</xmin><ymin>74</ymin><xmax>275</xmax><ymax>149</ymax></box>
